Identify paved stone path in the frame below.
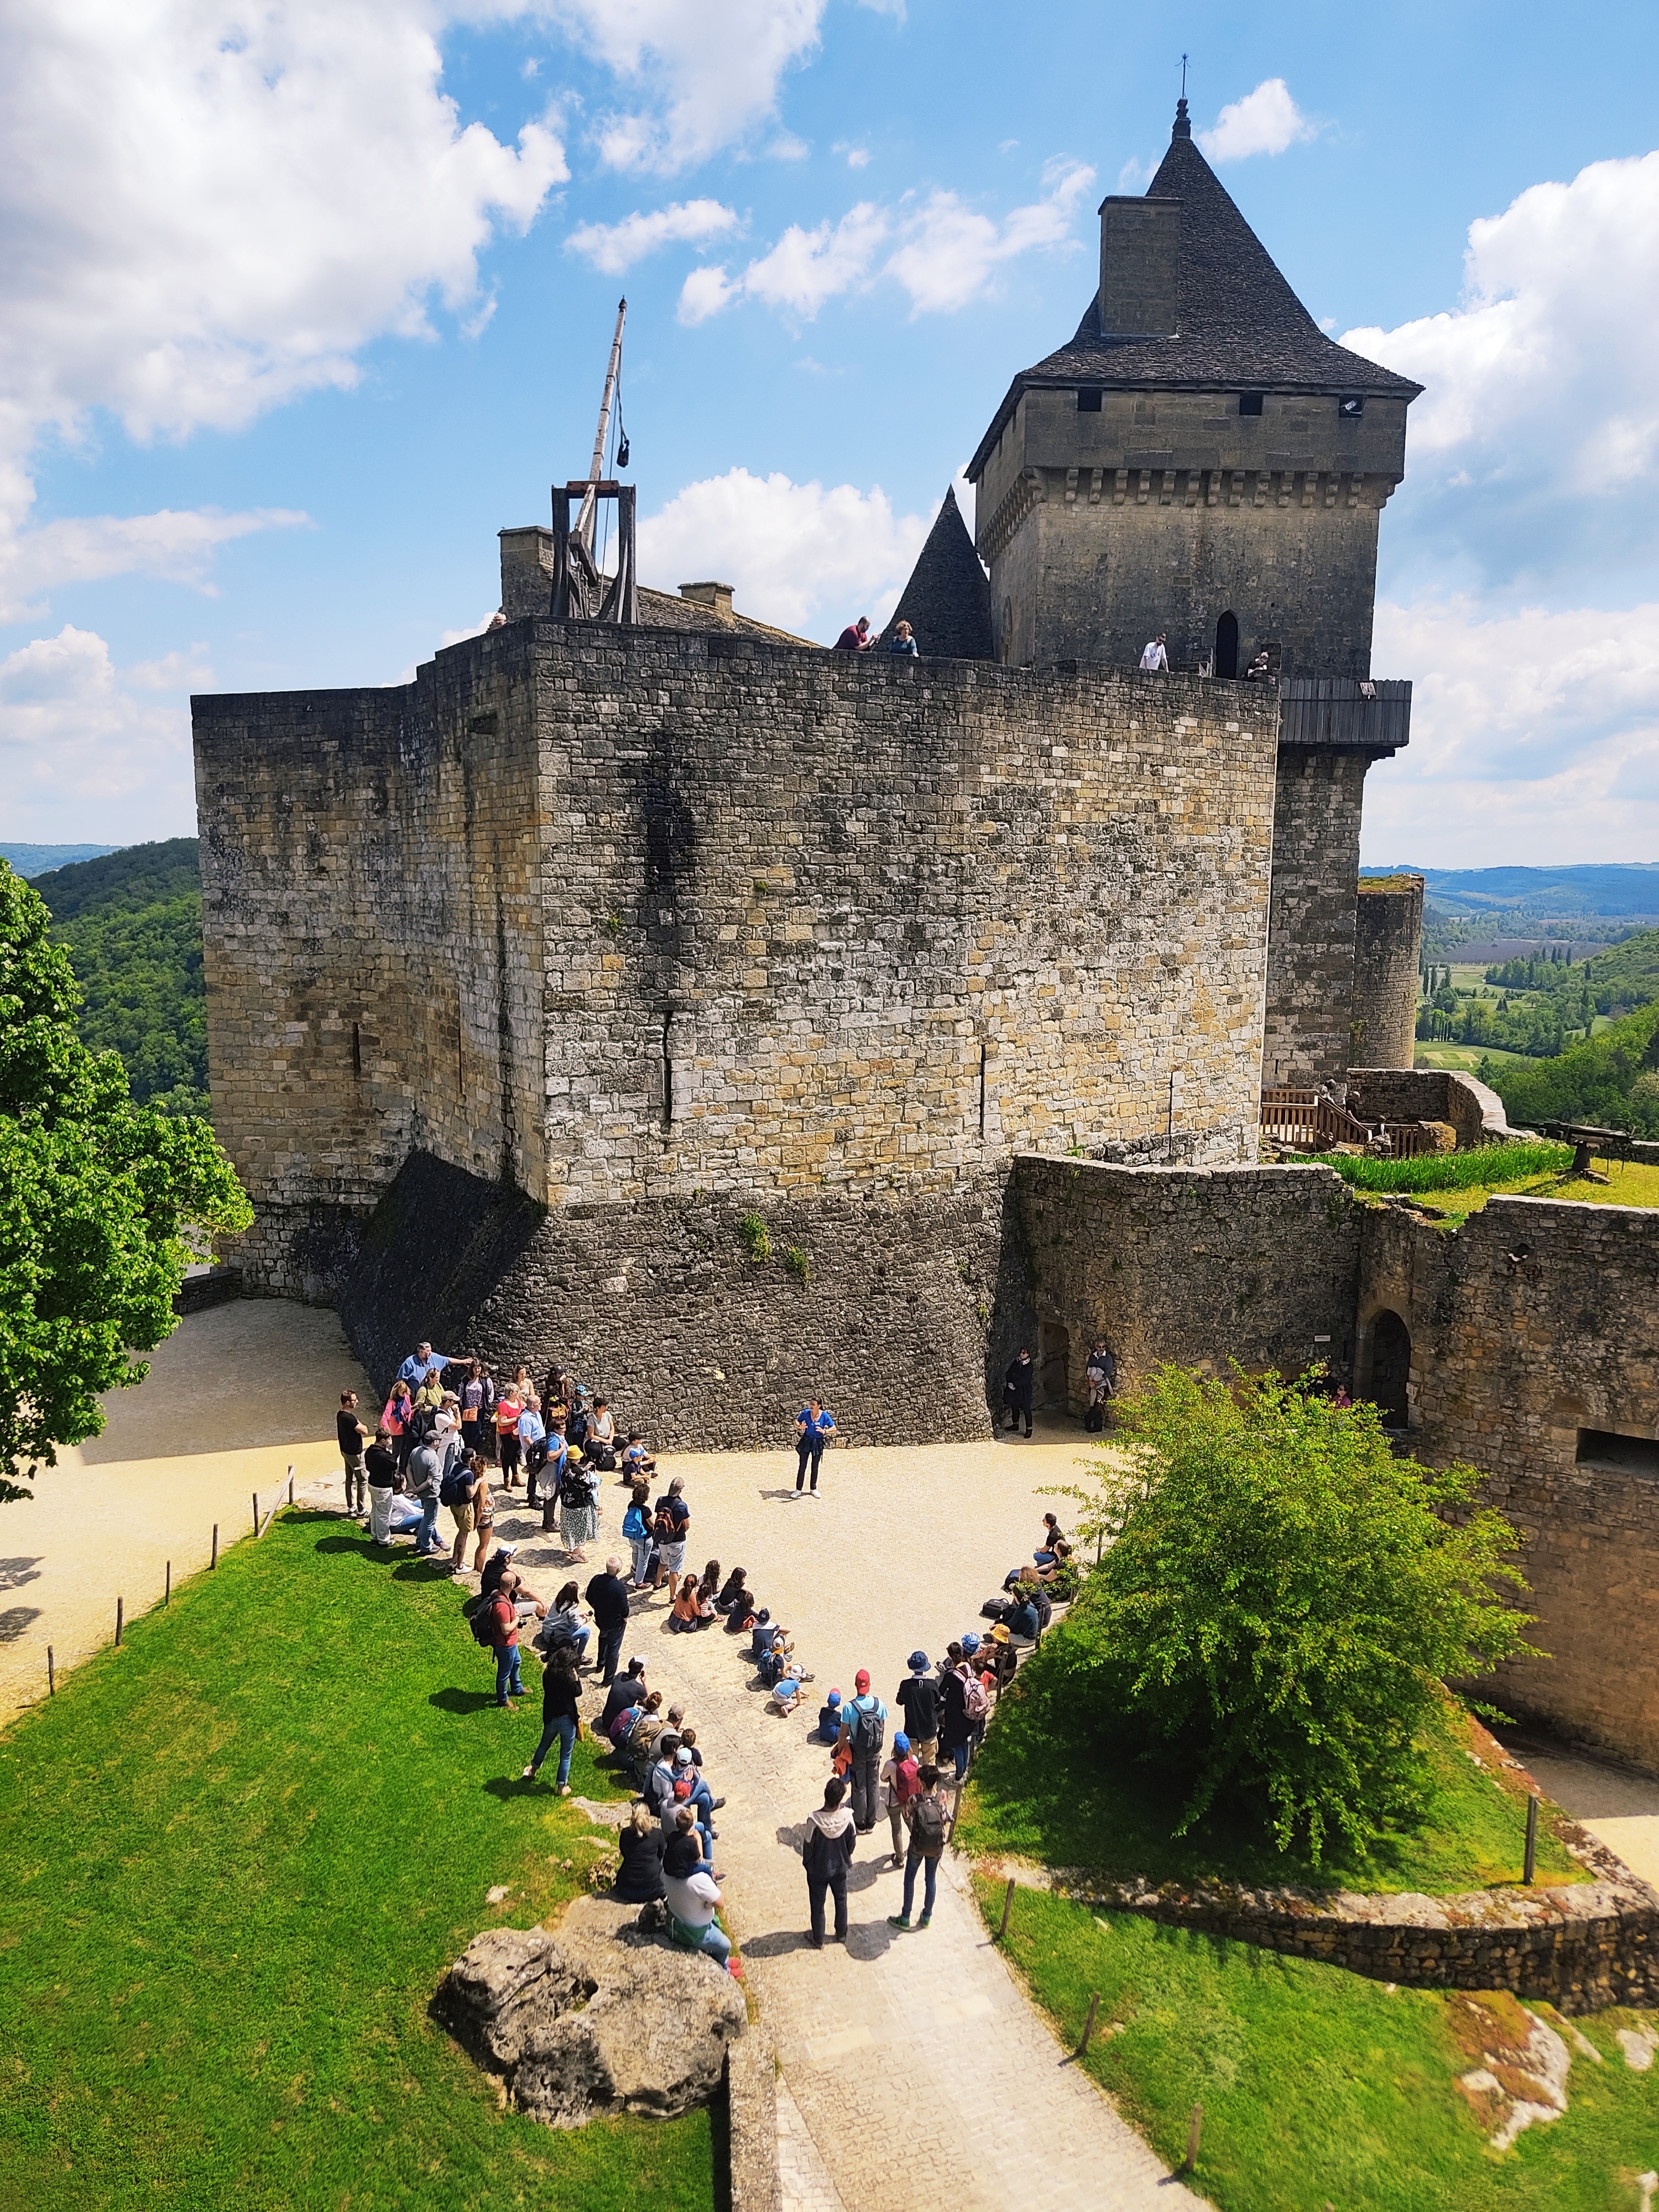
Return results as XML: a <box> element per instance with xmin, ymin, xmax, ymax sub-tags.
<box><xmin>486</xmin><ymin>1432</ymin><xmax>1201</xmax><ymax>2212</ymax></box>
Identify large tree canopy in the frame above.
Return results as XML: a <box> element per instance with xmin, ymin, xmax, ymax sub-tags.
<box><xmin>1056</xmin><ymin>1366</ymin><xmax>1535</xmax><ymax>1861</ymax></box>
<box><xmin>0</xmin><ymin>863</ymin><xmax>251</xmax><ymax>1501</ymax></box>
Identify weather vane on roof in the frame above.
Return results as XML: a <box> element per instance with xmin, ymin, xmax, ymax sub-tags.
<box><xmin>1181</xmin><ymin>52</ymin><xmax>1189</xmax><ymax>98</ymax></box>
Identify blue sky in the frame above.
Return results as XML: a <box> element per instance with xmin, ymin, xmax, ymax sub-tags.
<box><xmin>4</xmin><ymin>0</ymin><xmax>1659</xmax><ymax>863</ymax></box>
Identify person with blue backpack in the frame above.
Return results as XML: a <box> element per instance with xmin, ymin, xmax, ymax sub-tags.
<box><xmin>837</xmin><ymin>1668</ymin><xmax>888</xmax><ymax>1833</ymax></box>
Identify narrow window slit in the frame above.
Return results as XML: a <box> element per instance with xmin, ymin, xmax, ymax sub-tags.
<box><xmin>661</xmin><ymin>1013</ymin><xmax>675</xmax><ymax>1129</ymax></box>
<box><xmin>351</xmin><ymin>1022</ymin><xmax>362</xmax><ymax>1080</ymax></box>
<box><xmin>978</xmin><ymin>1039</ymin><xmax>988</xmax><ymax>1138</ymax></box>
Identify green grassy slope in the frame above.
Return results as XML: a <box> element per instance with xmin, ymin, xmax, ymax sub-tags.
<box><xmin>0</xmin><ymin>1512</ymin><xmax>713</xmax><ymax>2212</ymax></box>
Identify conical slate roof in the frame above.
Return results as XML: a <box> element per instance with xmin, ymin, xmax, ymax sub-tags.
<box><xmin>880</xmin><ymin>488</ymin><xmax>994</xmax><ymax>660</ymax></box>
<box><xmin>968</xmin><ymin>105</ymin><xmax>1420</xmax><ymax>476</ymax></box>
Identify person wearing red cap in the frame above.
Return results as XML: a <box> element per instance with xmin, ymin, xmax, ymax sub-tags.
<box><xmin>837</xmin><ymin>1668</ymin><xmax>888</xmax><ymax>1833</ymax></box>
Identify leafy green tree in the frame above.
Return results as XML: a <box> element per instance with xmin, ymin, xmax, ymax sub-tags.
<box><xmin>1052</xmin><ymin>1366</ymin><xmax>1534</xmax><ymax>1863</ymax></box>
<box><xmin>0</xmin><ymin>864</ymin><xmax>251</xmax><ymax>1502</ymax></box>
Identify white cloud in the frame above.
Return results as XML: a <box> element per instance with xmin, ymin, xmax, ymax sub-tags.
<box><xmin>0</xmin><ymin>0</ymin><xmax>566</xmax><ymax>605</ymax></box>
<box><xmin>834</xmin><ymin>142</ymin><xmax>872</xmax><ymax>171</ymax></box>
<box><xmin>636</xmin><ymin>467</ymin><xmax>932</xmax><ymax>638</ymax></box>
<box><xmin>555</xmin><ymin>0</ymin><xmax>828</xmax><ymax>173</ymax></box>
<box><xmin>125</xmin><ymin>646</ymin><xmax>215</xmax><ymax>692</ymax></box>
<box><xmin>1198</xmin><ymin>80</ymin><xmax>1317</xmax><ymax>164</ymax></box>
<box><xmin>0</xmin><ymin>508</ymin><xmax>308</xmax><ymax>626</ymax></box>
<box><xmin>567</xmin><ymin>198</ymin><xmax>740</xmax><ymax>274</ymax></box>
<box><xmin>768</xmin><ymin>132</ymin><xmax>811</xmax><ymax>162</ymax></box>
<box><xmin>679</xmin><ymin>158</ymin><xmax>1094</xmax><ymax>326</ymax></box>
<box><xmin>0</xmin><ymin>627</ymin><xmax>196</xmax><ymax>841</ymax></box>
<box><xmin>1344</xmin><ymin>153</ymin><xmax>1659</xmax><ymax>595</ymax></box>
<box><xmin>1361</xmin><ymin>593</ymin><xmax>1659</xmax><ymax>865</ymax></box>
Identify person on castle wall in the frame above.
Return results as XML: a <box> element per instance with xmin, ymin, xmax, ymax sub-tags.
<box><xmin>794</xmin><ymin>1398</ymin><xmax>837</xmax><ymax>1493</ymax></box>
<box><xmin>1084</xmin><ymin>1339</ymin><xmax>1117</xmax><ymax>1433</ymax></box>
<box><xmin>1003</xmin><ymin>1348</ymin><xmax>1035</xmax><ymax>1438</ymax></box>
<box><xmin>337</xmin><ymin>1391</ymin><xmax>370</xmax><ymax>1519</ymax></box>
<box><xmin>1138</xmin><ymin>633</ymin><xmax>1169</xmax><ymax>672</ymax></box>
<box><xmin>833</xmin><ymin>616</ymin><xmax>873</xmax><ymax>652</ymax></box>
<box><xmin>1244</xmin><ymin>648</ymin><xmax>1273</xmax><ymax>682</ymax></box>
<box><xmin>887</xmin><ymin>619</ymin><xmax>919</xmax><ymax>656</ymax></box>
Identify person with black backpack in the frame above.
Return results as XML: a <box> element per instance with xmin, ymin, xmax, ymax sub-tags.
<box><xmin>888</xmin><ymin>1765</ymin><xmax>950</xmax><ymax>1931</ymax></box>
<box><xmin>559</xmin><ymin>1448</ymin><xmax>599</xmax><ymax>1564</ymax></box>
<box><xmin>837</xmin><ymin>1668</ymin><xmax>888</xmax><ymax>1833</ymax></box>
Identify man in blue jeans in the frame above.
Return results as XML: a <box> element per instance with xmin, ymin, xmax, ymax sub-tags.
<box><xmin>406</xmin><ymin>1437</ymin><xmax>446</xmax><ymax>1558</ymax></box>
<box><xmin>888</xmin><ymin>1765</ymin><xmax>950</xmax><ymax>1931</ymax></box>
<box><xmin>488</xmin><ymin>1577</ymin><xmax>525</xmax><ymax>1704</ymax></box>
<box><xmin>794</xmin><ymin>1398</ymin><xmax>837</xmax><ymax>1493</ymax></box>
<box><xmin>585</xmin><ymin>1557</ymin><xmax>633</xmax><ymax>1686</ymax></box>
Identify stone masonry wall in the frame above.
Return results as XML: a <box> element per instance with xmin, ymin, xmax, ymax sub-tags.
<box><xmin>337</xmin><ymin>1149</ymin><xmax>1024</xmax><ymax>1448</ymax></box>
<box><xmin>523</xmin><ymin>630</ymin><xmax>1278</xmax><ymax>1207</ymax></box>
<box><xmin>1351</xmin><ymin>874</ymin><xmax>1423</xmax><ymax>1071</ymax></box>
<box><xmin>1014</xmin><ymin>1156</ymin><xmax>1363</xmax><ymax>1410</ymax></box>
<box><xmin>1262</xmin><ymin>746</ymin><xmax>1371</xmax><ymax>1089</ymax></box>
<box><xmin>194</xmin><ymin>637</ymin><xmax>549</xmax><ymax>1295</ymax></box>
<box><xmin>1359</xmin><ymin>1197</ymin><xmax>1659</xmax><ymax>1771</ymax></box>
<box><xmin>1345</xmin><ymin>1068</ymin><xmax>1519</xmax><ymax>1149</ymax></box>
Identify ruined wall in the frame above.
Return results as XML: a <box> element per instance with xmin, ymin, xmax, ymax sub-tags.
<box><xmin>1262</xmin><ymin>746</ymin><xmax>1371</xmax><ymax>1089</ymax></box>
<box><xmin>337</xmin><ymin>1150</ymin><xmax>1021</xmax><ymax>1448</ymax></box>
<box><xmin>1350</xmin><ymin>874</ymin><xmax>1424</xmax><ymax>1070</ymax></box>
<box><xmin>975</xmin><ymin>387</ymin><xmax>1407</xmax><ymax>677</ymax></box>
<box><xmin>1346</xmin><ymin>1067</ymin><xmax>1518</xmax><ymax>1149</ymax></box>
<box><xmin>1014</xmin><ymin>1156</ymin><xmax>1363</xmax><ymax>1410</ymax></box>
<box><xmin>1359</xmin><ymin>1197</ymin><xmax>1659</xmax><ymax>1771</ymax></box>
<box><xmin>193</xmin><ymin>634</ymin><xmax>549</xmax><ymax>1295</ymax></box>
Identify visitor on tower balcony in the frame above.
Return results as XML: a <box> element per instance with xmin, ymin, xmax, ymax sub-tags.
<box><xmin>1139</xmin><ymin>633</ymin><xmax>1168</xmax><ymax>672</ymax></box>
<box><xmin>1244</xmin><ymin>648</ymin><xmax>1273</xmax><ymax>682</ymax></box>
<box><xmin>833</xmin><ymin>615</ymin><xmax>873</xmax><ymax>651</ymax></box>
<box><xmin>887</xmin><ymin>619</ymin><xmax>919</xmax><ymax>656</ymax></box>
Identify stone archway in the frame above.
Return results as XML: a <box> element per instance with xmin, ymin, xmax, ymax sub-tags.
<box><xmin>1365</xmin><ymin>1309</ymin><xmax>1412</xmax><ymax>1428</ymax></box>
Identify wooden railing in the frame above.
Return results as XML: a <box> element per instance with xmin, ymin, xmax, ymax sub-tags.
<box><xmin>1261</xmin><ymin>1090</ymin><xmax>1437</xmax><ymax>1159</ymax></box>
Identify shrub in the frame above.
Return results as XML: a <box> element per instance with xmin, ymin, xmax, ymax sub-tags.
<box><xmin>738</xmin><ymin>1212</ymin><xmax>770</xmax><ymax>1261</ymax></box>
<box><xmin>782</xmin><ymin>1243</ymin><xmax>810</xmax><ymax>1282</ymax></box>
<box><xmin>1054</xmin><ymin>1366</ymin><xmax>1535</xmax><ymax>1862</ymax></box>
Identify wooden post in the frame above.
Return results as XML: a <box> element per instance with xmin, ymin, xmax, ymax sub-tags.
<box><xmin>1077</xmin><ymin>1991</ymin><xmax>1101</xmax><ymax>2055</ymax></box>
<box><xmin>998</xmin><ymin>1875</ymin><xmax>1016</xmax><ymax>1940</ymax></box>
<box><xmin>1524</xmin><ymin>1794</ymin><xmax>1538</xmax><ymax>1885</ymax></box>
<box><xmin>288</xmin><ymin>1467</ymin><xmax>295</xmax><ymax>1506</ymax></box>
<box><xmin>115</xmin><ymin>1596</ymin><xmax>123</xmax><ymax>1647</ymax></box>
<box><xmin>252</xmin><ymin>1491</ymin><xmax>259</xmax><ymax>1535</ymax></box>
<box><xmin>48</xmin><ymin>1646</ymin><xmax>55</xmax><ymax>1696</ymax></box>
<box><xmin>211</xmin><ymin>1523</ymin><xmax>219</xmax><ymax>1569</ymax></box>
<box><xmin>1181</xmin><ymin>2104</ymin><xmax>1204</xmax><ymax>2172</ymax></box>
<box><xmin>165</xmin><ymin>1560</ymin><xmax>171</xmax><ymax>1606</ymax></box>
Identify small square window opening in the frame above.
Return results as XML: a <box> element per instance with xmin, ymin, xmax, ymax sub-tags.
<box><xmin>1076</xmin><ymin>389</ymin><xmax>1102</xmax><ymax>413</ymax></box>
<box><xmin>1238</xmin><ymin>392</ymin><xmax>1264</xmax><ymax>416</ymax></box>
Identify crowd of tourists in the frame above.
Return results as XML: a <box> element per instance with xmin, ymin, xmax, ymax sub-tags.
<box><xmin>335</xmin><ymin>1343</ymin><xmax>1066</xmax><ymax>1975</ymax></box>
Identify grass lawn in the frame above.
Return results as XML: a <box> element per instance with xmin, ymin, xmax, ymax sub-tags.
<box><xmin>979</xmin><ymin>1879</ymin><xmax>1659</xmax><ymax>2212</ymax></box>
<box><xmin>953</xmin><ymin>1637</ymin><xmax>1583</xmax><ymax>1895</ymax></box>
<box><xmin>1384</xmin><ymin>1160</ymin><xmax>1659</xmax><ymax>1228</ymax></box>
<box><xmin>0</xmin><ymin>1510</ymin><xmax>714</xmax><ymax>2212</ymax></box>
<box><xmin>1414</xmin><ymin>1044</ymin><xmax>1533</xmax><ymax>1071</ymax></box>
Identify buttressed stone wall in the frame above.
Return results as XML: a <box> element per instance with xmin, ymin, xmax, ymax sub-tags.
<box><xmin>195</xmin><ymin>620</ymin><xmax>1280</xmax><ymax>1297</ymax></box>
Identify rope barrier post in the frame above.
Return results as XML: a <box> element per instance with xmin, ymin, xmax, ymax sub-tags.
<box><xmin>1524</xmin><ymin>1794</ymin><xmax>1538</xmax><ymax>1886</ymax></box>
<box><xmin>1077</xmin><ymin>1991</ymin><xmax>1100</xmax><ymax>2056</ymax></box>
<box><xmin>165</xmin><ymin>1560</ymin><xmax>171</xmax><ymax>1606</ymax></box>
<box><xmin>252</xmin><ymin>1491</ymin><xmax>259</xmax><ymax>1535</ymax></box>
<box><xmin>115</xmin><ymin>1595</ymin><xmax>123</xmax><ymax>1647</ymax></box>
<box><xmin>211</xmin><ymin>1523</ymin><xmax>219</xmax><ymax>1570</ymax></box>
<box><xmin>288</xmin><ymin>1466</ymin><xmax>295</xmax><ymax>1507</ymax></box>
<box><xmin>998</xmin><ymin>1875</ymin><xmax>1016</xmax><ymax>1941</ymax></box>
<box><xmin>48</xmin><ymin>1646</ymin><xmax>55</xmax><ymax>1696</ymax></box>
<box><xmin>1182</xmin><ymin>2104</ymin><xmax>1204</xmax><ymax>2171</ymax></box>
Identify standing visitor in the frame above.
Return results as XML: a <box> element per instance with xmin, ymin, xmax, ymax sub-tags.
<box><xmin>383</xmin><ymin>1378</ymin><xmax>416</xmax><ymax>1472</ymax></box>
<box><xmin>801</xmin><ymin>1777</ymin><xmax>857</xmax><ymax>1948</ymax></box>
<box><xmin>460</xmin><ymin>1357</ymin><xmax>494</xmax><ymax>1460</ymax></box>
<box><xmin>1138</xmin><ymin>633</ymin><xmax>1168</xmax><ymax>672</ymax></box>
<box><xmin>887</xmin><ymin>1766</ymin><xmax>950</xmax><ymax>1931</ymax></box>
<box><xmin>521</xmin><ymin>1648</ymin><xmax>581</xmax><ymax>1793</ymax></box>
<box><xmin>487</xmin><ymin>1572</ymin><xmax>526</xmax><ymax>1706</ymax></box>
<box><xmin>336</xmin><ymin>1391</ymin><xmax>369</xmax><ymax>1518</ymax></box>
<box><xmin>838</xmin><ymin>1669</ymin><xmax>888</xmax><ymax>1834</ymax></box>
<box><xmin>560</xmin><ymin>1452</ymin><xmax>599</xmax><ymax>1564</ymax></box>
<box><xmin>406</xmin><ymin>1435</ymin><xmax>446</xmax><ymax>1559</ymax></box>
<box><xmin>794</xmin><ymin>1397</ymin><xmax>837</xmax><ymax>1494</ymax></box>
<box><xmin>623</xmin><ymin>1484</ymin><xmax>653</xmax><ymax>1589</ymax></box>
<box><xmin>447</xmin><ymin>1452</ymin><xmax>493</xmax><ymax>1575</ymax></box>
<box><xmin>364</xmin><ymin>1427</ymin><xmax>401</xmax><ymax>1548</ymax></box>
<box><xmin>494</xmin><ymin>1376</ymin><xmax>524</xmax><ymax>1486</ymax></box>
<box><xmin>938</xmin><ymin>1646</ymin><xmax>975</xmax><ymax>1778</ymax></box>
<box><xmin>585</xmin><ymin>1557</ymin><xmax>632</xmax><ymax>1685</ymax></box>
<box><xmin>518</xmin><ymin>1395</ymin><xmax>549</xmax><ymax>1504</ymax></box>
<box><xmin>1084</xmin><ymin>1339</ymin><xmax>1117</xmax><ymax>1432</ymax></box>
<box><xmin>652</xmin><ymin>1478</ymin><xmax>691</xmax><ymax>1600</ymax></box>
<box><xmin>879</xmin><ymin>1733</ymin><xmax>920</xmax><ymax>1867</ymax></box>
<box><xmin>895</xmin><ymin>1652</ymin><xmax>941</xmax><ymax>1770</ymax></box>
<box><xmin>398</xmin><ymin>1340</ymin><xmax>462</xmax><ymax>1387</ymax></box>
<box><xmin>1003</xmin><ymin>1348</ymin><xmax>1035</xmax><ymax>1438</ymax></box>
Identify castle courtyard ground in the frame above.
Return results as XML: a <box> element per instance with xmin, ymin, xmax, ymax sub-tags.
<box><xmin>4</xmin><ymin>1298</ymin><xmax>1657</xmax><ymax>2209</ymax></box>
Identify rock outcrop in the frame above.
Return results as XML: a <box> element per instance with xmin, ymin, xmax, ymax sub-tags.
<box><xmin>432</xmin><ymin>1897</ymin><xmax>746</xmax><ymax>2126</ymax></box>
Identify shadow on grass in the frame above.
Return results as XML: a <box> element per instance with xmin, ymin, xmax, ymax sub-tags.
<box><xmin>429</xmin><ymin>1687</ymin><xmax>502</xmax><ymax>1715</ymax></box>
<box><xmin>392</xmin><ymin>1558</ymin><xmax>458</xmax><ymax>1584</ymax></box>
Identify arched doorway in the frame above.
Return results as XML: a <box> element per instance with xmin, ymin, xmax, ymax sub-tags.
<box><xmin>1039</xmin><ymin>1321</ymin><xmax>1071</xmax><ymax>1415</ymax></box>
<box><xmin>1214</xmin><ymin>611</ymin><xmax>1239</xmax><ymax>679</ymax></box>
<box><xmin>1368</xmin><ymin>1310</ymin><xmax>1411</xmax><ymax>1427</ymax></box>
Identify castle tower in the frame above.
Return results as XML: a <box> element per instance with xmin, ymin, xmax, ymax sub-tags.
<box><xmin>966</xmin><ymin>100</ymin><xmax>1420</xmax><ymax>679</ymax></box>
<box><xmin>879</xmin><ymin>486</ymin><xmax>994</xmax><ymax>659</ymax></box>
<box><xmin>966</xmin><ymin>102</ymin><xmax>1423</xmax><ymax>1090</ymax></box>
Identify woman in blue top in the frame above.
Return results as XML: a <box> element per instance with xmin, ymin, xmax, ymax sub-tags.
<box><xmin>886</xmin><ymin>619</ymin><xmax>919</xmax><ymax>655</ymax></box>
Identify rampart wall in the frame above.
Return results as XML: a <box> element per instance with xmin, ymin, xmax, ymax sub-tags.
<box><xmin>1346</xmin><ymin>1068</ymin><xmax>1519</xmax><ymax>1148</ymax></box>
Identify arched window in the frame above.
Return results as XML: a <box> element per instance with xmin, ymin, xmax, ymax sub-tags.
<box><xmin>1368</xmin><ymin>1310</ymin><xmax>1411</xmax><ymax>1427</ymax></box>
<box><xmin>1214</xmin><ymin>611</ymin><xmax>1239</xmax><ymax>680</ymax></box>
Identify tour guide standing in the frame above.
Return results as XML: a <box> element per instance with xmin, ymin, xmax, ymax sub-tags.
<box><xmin>795</xmin><ymin>1397</ymin><xmax>837</xmax><ymax>1493</ymax></box>
<box><xmin>1003</xmin><ymin>1348</ymin><xmax>1035</xmax><ymax>1438</ymax></box>
<box><xmin>838</xmin><ymin>1668</ymin><xmax>888</xmax><ymax>1833</ymax></box>
<box><xmin>585</xmin><ymin>1557</ymin><xmax>632</xmax><ymax>1686</ymax></box>
<box><xmin>337</xmin><ymin>1391</ymin><xmax>369</xmax><ymax>1519</ymax></box>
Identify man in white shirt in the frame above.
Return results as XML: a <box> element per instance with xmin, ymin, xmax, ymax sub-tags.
<box><xmin>662</xmin><ymin>1812</ymin><xmax>733</xmax><ymax>1968</ymax></box>
<box><xmin>1139</xmin><ymin>633</ymin><xmax>1168</xmax><ymax>672</ymax></box>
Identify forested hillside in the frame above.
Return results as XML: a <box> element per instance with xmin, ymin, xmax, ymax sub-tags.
<box><xmin>28</xmin><ymin>840</ymin><xmax>207</xmax><ymax>1114</ymax></box>
<box><xmin>1481</xmin><ymin>1001</ymin><xmax>1659</xmax><ymax>1138</ymax></box>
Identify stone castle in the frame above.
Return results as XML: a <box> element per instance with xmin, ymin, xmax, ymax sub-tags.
<box><xmin>194</xmin><ymin>105</ymin><xmax>1659</xmax><ymax>1775</ymax></box>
